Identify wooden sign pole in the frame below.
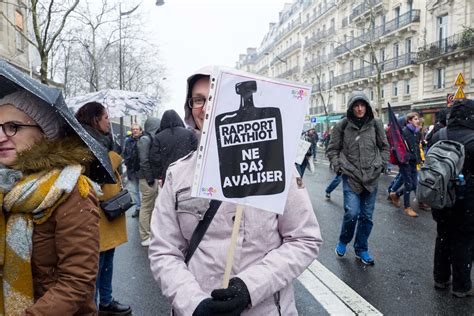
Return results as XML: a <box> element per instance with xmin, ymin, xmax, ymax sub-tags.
<box><xmin>222</xmin><ymin>204</ymin><xmax>244</xmax><ymax>288</ymax></box>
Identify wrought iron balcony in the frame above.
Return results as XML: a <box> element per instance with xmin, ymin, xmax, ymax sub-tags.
<box><xmin>335</xmin><ymin>10</ymin><xmax>420</xmax><ymax>56</ymax></box>
<box><xmin>277</xmin><ymin>65</ymin><xmax>300</xmax><ymax>78</ymax></box>
<box><xmin>312</xmin><ymin>80</ymin><xmax>333</xmax><ymax>92</ymax></box>
<box><xmin>417</xmin><ymin>31</ymin><xmax>474</xmax><ymax>62</ymax></box>
<box><xmin>273</xmin><ymin>17</ymin><xmax>302</xmax><ymax>45</ymax></box>
<box><xmin>349</xmin><ymin>0</ymin><xmax>383</xmax><ymax>22</ymax></box>
<box><xmin>279</xmin><ymin>41</ymin><xmax>302</xmax><ymax>60</ymax></box>
<box><xmin>305</xmin><ymin>27</ymin><xmax>336</xmax><ymax>48</ymax></box>
<box><xmin>303</xmin><ymin>52</ymin><xmax>335</xmax><ymax>72</ymax></box>
<box><xmin>301</xmin><ymin>0</ymin><xmax>336</xmax><ymax>29</ymax></box>
<box><xmin>333</xmin><ymin>53</ymin><xmax>417</xmax><ymax>86</ymax></box>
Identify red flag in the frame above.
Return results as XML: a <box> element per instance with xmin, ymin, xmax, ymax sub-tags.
<box><xmin>387</xmin><ymin>103</ymin><xmax>408</xmax><ymax>165</ymax></box>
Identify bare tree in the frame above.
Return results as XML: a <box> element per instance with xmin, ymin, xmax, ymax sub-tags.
<box><xmin>303</xmin><ymin>57</ymin><xmax>332</xmax><ymax>133</ymax></box>
<box><xmin>1</xmin><ymin>0</ymin><xmax>80</xmax><ymax>84</ymax></box>
<box><xmin>50</xmin><ymin>0</ymin><xmax>167</xmax><ymax>104</ymax></box>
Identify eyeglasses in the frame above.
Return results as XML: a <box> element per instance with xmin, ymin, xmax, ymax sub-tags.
<box><xmin>187</xmin><ymin>96</ymin><xmax>207</xmax><ymax>109</ymax></box>
<box><xmin>0</xmin><ymin>122</ymin><xmax>40</xmax><ymax>137</ymax></box>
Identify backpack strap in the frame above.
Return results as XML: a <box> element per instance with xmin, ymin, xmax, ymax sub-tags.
<box><xmin>184</xmin><ymin>200</ymin><xmax>222</xmax><ymax>264</ymax></box>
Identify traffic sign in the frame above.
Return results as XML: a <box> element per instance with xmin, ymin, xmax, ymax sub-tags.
<box><xmin>454</xmin><ymin>73</ymin><xmax>465</xmax><ymax>86</ymax></box>
<box><xmin>454</xmin><ymin>86</ymin><xmax>465</xmax><ymax>99</ymax></box>
<box><xmin>311</xmin><ymin>117</ymin><xmax>317</xmax><ymax>123</ymax></box>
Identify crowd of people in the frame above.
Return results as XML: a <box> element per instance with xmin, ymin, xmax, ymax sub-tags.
<box><xmin>0</xmin><ymin>58</ymin><xmax>472</xmax><ymax>316</ymax></box>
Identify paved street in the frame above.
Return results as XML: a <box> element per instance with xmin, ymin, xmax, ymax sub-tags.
<box><xmin>113</xmin><ymin>154</ymin><xmax>474</xmax><ymax>315</ymax></box>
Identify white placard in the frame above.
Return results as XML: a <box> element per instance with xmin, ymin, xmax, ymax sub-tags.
<box><xmin>192</xmin><ymin>67</ymin><xmax>312</xmax><ymax>214</ymax></box>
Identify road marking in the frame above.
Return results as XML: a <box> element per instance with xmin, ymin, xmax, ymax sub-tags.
<box><xmin>299</xmin><ymin>260</ymin><xmax>383</xmax><ymax>315</ymax></box>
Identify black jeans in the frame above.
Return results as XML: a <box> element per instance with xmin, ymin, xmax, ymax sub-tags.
<box><xmin>397</xmin><ymin>163</ymin><xmax>418</xmax><ymax>208</ymax></box>
<box><xmin>432</xmin><ymin>200</ymin><xmax>474</xmax><ymax>292</ymax></box>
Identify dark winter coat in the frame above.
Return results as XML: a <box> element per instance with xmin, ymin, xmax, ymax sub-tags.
<box><xmin>123</xmin><ymin>135</ymin><xmax>140</xmax><ymax>180</ymax></box>
<box><xmin>402</xmin><ymin>125</ymin><xmax>422</xmax><ymax>164</ymax></box>
<box><xmin>150</xmin><ymin>110</ymin><xmax>198</xmax><ymax>182</ymax></box>
<box><xmin>430</xmin><ymin>100</ymin><xmax>474</xmax><ymax>205</ymax></box>
<box><xmin>138</xmin><ymin>117</ymin><xmax>161</xmax><ymax>184</ymax></box>
<box><xmin>326</xmin><ymin>92</ymin><xmax>390</xmax><ymax>193</ymax></box>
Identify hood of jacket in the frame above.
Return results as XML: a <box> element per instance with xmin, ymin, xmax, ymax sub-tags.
<box><xmin>346</xmin><ymin>91</ymin><xmax>374</xmax><ymax>125</ymax></box>
<box><xmin>144</xmin><ymin>117</ymin><xmax>161</xmax><ymax>135</ymax></box>
<box><xmin>160</xmin><ymin>109</ymin><xmax>185</xmax><ymax>130</ymax></box>
<box><xmin>12</xmin><ymin>136</ymin><xmax>93</xmax><ymax>175</ymax></box>
<box><xmin>184</xmin><ymin>66</ymin><xmax>213</xmax><ymax>130</ymax></box>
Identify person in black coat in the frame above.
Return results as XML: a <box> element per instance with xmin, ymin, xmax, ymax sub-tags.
<box><xmin>389</xmin><ymin>112</ymin><xmax>422</xmax><ymax>217</ymax></box>
<box><xmin>150</xmin><ymin>110</ymin><xmax>198</xmax><ymax>184</ymax></box>
<box><xmin>429</xmin><ymin>99</ymin><xmax>474</xmax><ymax>298</ymax></box>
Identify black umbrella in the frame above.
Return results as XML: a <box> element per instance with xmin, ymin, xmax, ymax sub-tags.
<box><xmin>0</xmin><ymin>58</ymin><xmax>115</xmax><ymax>184</ymax></box>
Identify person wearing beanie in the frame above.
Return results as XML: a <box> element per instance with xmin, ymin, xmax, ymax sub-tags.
<box><xmin>326</xmin><ymin>91</ymin><xmax>390</xmax><ymax>265</ymax></box>
<box><xmin>0</xmin><ymin>90</ymin><xmax>101</xmax><ymax>314</ymax></box>
<box><xmin>428</xmin><ymin>99</ymin><xmax>474</xmax><ymax>298</ymax></box>
<box><xmin>75</xmin><ymin>102</ymin><xmax>132</xmax><ymax>315</ymax></box>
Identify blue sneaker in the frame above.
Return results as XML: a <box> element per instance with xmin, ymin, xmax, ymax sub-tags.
<box><xmin>355</xmin><ymin>251</ymin><xmax>375</xmax><ymax>266</ymax></box>
<box><xmin>335</xmin><ymin>242</ymin><xmax>346</xmax><ymax>257</ymax></box>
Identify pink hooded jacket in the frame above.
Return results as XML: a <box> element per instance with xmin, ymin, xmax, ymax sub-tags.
<box><xmin>148</xmin><ymin>68</ymin><xmax>322</xmax><ymax>315</ymax></box>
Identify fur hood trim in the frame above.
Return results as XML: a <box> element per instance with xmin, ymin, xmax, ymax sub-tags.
<box><xmin>12</xmin><ymin>137</ymin><xmax>93</xmax><ymax>174</ymax></box>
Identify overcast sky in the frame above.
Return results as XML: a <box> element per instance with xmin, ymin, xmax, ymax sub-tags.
<box><xmin>142</xmin><ymin>0</ymin><xmax>290</xmax><ymax>118</ymax></box>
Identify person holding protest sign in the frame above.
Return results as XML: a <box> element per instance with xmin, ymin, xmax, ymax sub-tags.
<box><xmin>148</xmin><ymin>68</ymin><xmax>322</xmax><ymax>315</ymax></box>
<box><xmin>326</xmin><ymin>92</ymin><xmax>389</xmax><ymax>266</ymax></box>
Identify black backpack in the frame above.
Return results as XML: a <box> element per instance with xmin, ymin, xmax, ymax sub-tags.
<box><xmin>417</xmin><ymin>128</ymin><xmax>467</xmax><ymax>209</ymax></box>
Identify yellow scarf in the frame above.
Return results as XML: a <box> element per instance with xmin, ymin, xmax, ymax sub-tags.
<box><xmin>0</xmin><ymin>165</ymin><xmax>96</xmax><ymax>315</ymax></box>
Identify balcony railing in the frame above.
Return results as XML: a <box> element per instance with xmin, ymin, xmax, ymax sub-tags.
<box><xmin>277</xmin><ymin>65</ymin><xmax>300</xmax><ymax>78</ymax></box>
<box><xmin>349</xmin><ymin>0</ymin><xmax>383</xmax><ymax>22</ymax></box>
<box><xmin>333</xmin><ymin>53</ymin><xmax>417</xmax><ymax>86</ymax></box>
<box><xmin>335</xmin><ymin>10</ymin><xmax>420</xmax><ymax>56</ymax></box>
<box><xmin>305</xmin><ymin>27</ymin><xmax>336</xmax><ymax>48</ymax></box>
<box><xmin>273</xmin><ymin>17</ymin><xmax>302</xmax><ymax>45</ymax></box>
<box><xmin>417</xmin><ymin>31</ymin><xmax>474</xmax><ymax>62</ymax></box>
<box><xmin>301</xmin><ymin>0</ymin><xmax>336</xmax><ymax>29</ymax></box>
<box><xmin>312</xmin><ymin>80</ymin><xmax>334</xmax><ymax>92</ymax></box>
<box><xmin>303</xmin><ymin>52</ymin><xmax>335</xmax><ymax>71</ymax></box>
<box><xmin>279</xmin><ymin>41</ymin><xmax>301</xmax><ymax>59</ymax></box>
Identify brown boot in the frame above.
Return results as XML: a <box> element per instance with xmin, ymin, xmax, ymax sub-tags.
<box><xmin>389</xmin><ymin>192</ymin><xmax>401</xmax><ymax>208</ymax></box>
<box><xmin>404</xmin><ymin>207</ymin><xmax>419</xmax><ymax>217</ymax></box>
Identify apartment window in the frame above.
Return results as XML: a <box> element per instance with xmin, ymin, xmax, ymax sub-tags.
<box><xmin>370</xmin><ymin>89</ymin><xmax>375</xmax><ymax>101</ymax></box>
<box><xmin>435</xmin><ymin>68</ymin><xmax>445</xmax><ymax>89</ymax></box>
<box><xmin>393</xmin><ymin>43</ymin><xmax>400</xmax><ymax>67</ymax></box>
<box><xmin>380</xmin><ymin>48</ymin><xmax>385</xmax><ymax>70</ymax></box>
<box><xmin>404</xmin><ymin>79</ymin><xmax>411</xmax><ymax>95</ymax></box>
<box><xmin>329</xmin><ymin>70</ymin><xmax>334</xmax><ymax>85</ymax></box>
<box><xmin>330</xmin><ymin>18</ymin><xmax>335</xmax><ymax>30</ymax></box>
<box><xmin>394</xmin><ymin>7</ymin><xmax>401</xmax><ymax>27</ymax></box>
<box><xmin>405</xmin><ymin>38</ymin><xmax>412</xmax><ymax>54</ymax></box>
<box><xmin>407</xmin><ymin>0</ymin><xmax>413</xmax><ymax>11</ymax></box>
<box><xmin>437</xmin><ymin>15</ymin><xmax>448</xmax><ymax>50</ymax></box>
<box><xmin>392</xmin><ymin>82</ymin><xmax>398</xmax><ymax>96</ymax></box>
<box><xmin>381</xmin><ymin>85</ymin><xmax>385</xmax><ymax>99</ymax></box>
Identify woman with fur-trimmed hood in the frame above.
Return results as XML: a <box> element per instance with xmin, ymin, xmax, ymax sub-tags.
<box><xmin>0</xmin><ymin>90</ymin><xmax>101</xmax><ymax>314</ymax></box>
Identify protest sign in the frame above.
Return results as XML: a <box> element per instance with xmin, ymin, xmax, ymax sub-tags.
<box><xmin>192</xmin><ymin>67</ymin><xmax>312</xmax><ymax>214</ymax></box>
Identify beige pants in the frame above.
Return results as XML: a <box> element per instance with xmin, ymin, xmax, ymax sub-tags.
<box><xmin>138</xmin><ymin>179</ymin><xmax>159</xmax><ymax>241</ymax></box>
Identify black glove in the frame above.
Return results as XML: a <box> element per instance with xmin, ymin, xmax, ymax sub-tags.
<box><xmin>193</xmin><ymin>298</ymin><xmax>213</xmax><ymax>316</ymax></box>
<box><xmin>209</xmin><ymin>277</ymin><xmax>251</xmax><ymax>315</ymax></box>
<box><xmin>147</xmin><ymin>179</ymin><xmax>155</xmax><ymax>187</ymax></box>
<box><xmin>193</xmin><ymin>278</ymin><xmax>251</xmax><ymax>316</ymax></box>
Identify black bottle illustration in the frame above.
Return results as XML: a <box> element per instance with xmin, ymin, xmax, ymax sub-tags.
<box><xmin>215</xmin><ymin>80</ymin><xmax>285</xmax><ymax>198</ymax></box>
